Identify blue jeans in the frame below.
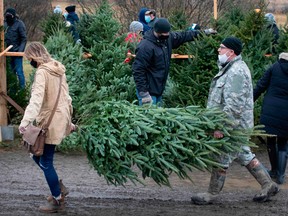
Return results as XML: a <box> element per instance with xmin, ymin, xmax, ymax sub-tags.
<box><xmin>32</xmin><ymin>144</ymin><xmax>61</xmax><ymax>198</ymax></box>
<box><xmin>10</xmin><ymin>56</ymin><xmax>25</xmax><ymax>88</ymax></box>
<box><xmin>136</xmin><ymin>90</ymin><xmax>162</xmax><ymax>106</ymax></box>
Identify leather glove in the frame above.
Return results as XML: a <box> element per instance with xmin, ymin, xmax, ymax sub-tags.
<box><xmin>139</xmin><ymin>91</ymin><xmax>152</xmax><ymax>104</ymax></box>
<box><xmin>204</xmin><ymin>28</ymin><xmax>217</xmax><ymax>35</ymax></box>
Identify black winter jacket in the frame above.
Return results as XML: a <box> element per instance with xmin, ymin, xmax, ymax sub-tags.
<box><xmin>254</xmin><ymin>56</ymin><xmax>288</xmax><ymax>137</ymax></box>
<box><xmin>66</xmin><ymin>12</ymin><xmax>80</xmax><ymax>42</ymax></box>
<box><xmin>132</xmin><ymin>30</ymin><xmax>199</xmax><ymax>96</ymax></box>
<box><xmin>4</xmin><ymin>19</ymin><xmax>27</xmax><ymax>52</ymax></box>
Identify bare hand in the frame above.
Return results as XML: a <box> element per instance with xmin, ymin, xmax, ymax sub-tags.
<box><xmin>214</xmin><ymin>130</ymin><xmax>224</xmax><ymax>139</ymax></box>
<box><xmin>19</xmin><ymin>126</ymin><xmax>26</xmax><ymax>134</ymax></box>
<box><xmin>70</xmin><ymin>123</ymin><xmax>77</xmax><ymax>132</ymax></box>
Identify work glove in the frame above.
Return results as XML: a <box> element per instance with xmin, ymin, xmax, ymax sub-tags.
<box><xmin>76</xmin><ymin>39</ymin><xmax>82</xmax><ymax>45</ymax></box>
<box><xmin>139</xmin><ymin>91</ymin><xmax>152</xmax><ymax>104</ymax></box>
<box><xmin>204</xmin><ymin>28</ymin><xmax>217</xmax><ymax>35</ymax></box>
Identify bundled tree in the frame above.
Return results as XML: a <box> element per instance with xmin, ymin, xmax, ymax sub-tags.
<box><xmin>79</xmin><ymin>100</ymin><xmax>259</xmax><ymax>186</ymax></box>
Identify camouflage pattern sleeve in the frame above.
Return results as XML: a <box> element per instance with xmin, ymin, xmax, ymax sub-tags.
<box><xmin>207</xmin><ymin>56</ymin><xmax>254</xmax><ymax>129</ymax></box>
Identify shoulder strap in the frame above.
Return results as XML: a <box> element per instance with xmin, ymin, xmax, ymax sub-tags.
<box><xmin>43</xmin><ymin>76</ymin><xmax>63</xmax><ymax>130</ymax></box>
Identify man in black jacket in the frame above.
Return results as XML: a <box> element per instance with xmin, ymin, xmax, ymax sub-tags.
<box><xmin>132</xmin><ymin>18</ymin><xmax>215</xmax><ymax>105</ymax></box>
<box><xmin>4</xmin><ymin>8</ymin><xmax>27</xmax><ymax>89</ymax></box>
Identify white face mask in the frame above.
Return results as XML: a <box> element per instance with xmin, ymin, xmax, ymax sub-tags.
<box><xmin>218</xmin><ymin>51</ymin><xmax>231</xmax><ymax>64</ymax></box>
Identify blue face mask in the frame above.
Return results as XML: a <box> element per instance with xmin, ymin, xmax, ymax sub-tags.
<box><xmin>145</xmin><ymin>16</ymin><xmax>151</xmax><ymax>23</ymax></box>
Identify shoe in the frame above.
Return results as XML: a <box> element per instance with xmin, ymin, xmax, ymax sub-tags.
<box><xmin>246</xmin><ymin>158</ymin><xmax>280</xmax><ymax>202</ymax></box>
<box><xmin>47</xmin><ymin>179</ymin><xmax>69</xmax><ymax>201</ymax></box>
<box><xmin>191</xmin><ymin>192</ymin><xmax>216</xmax><ymax>205</ymax></box>
<box><xmin>39</xmin><ymin>196</ymin><xmax>64</xmax><ymax>213</ymax></box>
<box><xmin>253</xmin><ymin>182</ymin><xmax>279</xmax><ymax>202</ymax></box>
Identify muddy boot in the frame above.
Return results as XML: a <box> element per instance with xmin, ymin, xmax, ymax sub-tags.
<box><xmin>276</xmin><ymin>151</ymin><xmax>287</xmax><ymax>184</ymax></box>
<box><xmin>246</xmin><ymin>158</ymin><xmax>279</xmax><ymax>202</ymax></box>
<box><xmin>191</xmin><ymin>168</ymin><xmax>226</xmax><ymax>205</ymax></box>
<box><xmin>39</xmin><ymin>196</ymin><xmax>65</xmax><ymax>213</ymax></box>
<box><xmin>47</xmin><ymin>179</ymin><xmax>69</xmax><ymax>201</ymax></box>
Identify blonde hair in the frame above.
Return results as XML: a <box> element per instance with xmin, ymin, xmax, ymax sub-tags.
<box><xmin>24</xmin><ymin>42</ymin><xmax>52</xmax><ymax>65</ymax></box>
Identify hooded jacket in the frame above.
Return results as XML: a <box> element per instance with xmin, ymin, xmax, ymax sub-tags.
<box><xmin>138</xmin><ymin>8</ymin><xmax>151</xmax><ymax>33</ymax></box>
<box><xmin>4</xmin><ymin>18</ymin><xmax>27</xmax><ymax>52</ymax></box>
<box><xmin>254</xmin><ymin>53</ymin><xmax>288</xmax><ymax>137</ymax></box>
<box><xmin>132</xmin><ymin>29</ymin><xmax>199</xmax><ymax>96</ymax></box>
<box><xmin>20</xmin><ymin>60</ymin><xmax>73</xmax><ymax>145</ymax></box>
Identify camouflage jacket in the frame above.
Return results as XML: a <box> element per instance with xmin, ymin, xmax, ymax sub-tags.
<box><xmin>207</xmin><ymin>55</ymin><xmax>254</xmax><ymax>129</ymax></box>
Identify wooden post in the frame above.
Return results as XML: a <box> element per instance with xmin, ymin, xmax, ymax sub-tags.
<box><xmin>214</xmin><ymin>0</ymin><xmax>218</xmax><ymax>20</ymax></box>
<box><xmin>0</xmin><ymin>0</ymin><xmax>8</xmax><ymax>126</ymax></box>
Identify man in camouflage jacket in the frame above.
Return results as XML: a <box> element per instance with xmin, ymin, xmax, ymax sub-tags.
<box><xmin>191</xmin><ymin>37</ymin><xmax>279</xmax><ymax>205</ymax></box>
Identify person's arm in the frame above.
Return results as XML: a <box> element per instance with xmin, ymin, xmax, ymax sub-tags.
<box><xmin>18</xmin><ymin>21</ymin><xmax>27</xmax><ymax>52</ymax></box>
<box><xmin>132</xmin><ymin>42</ymin><xmax>153</xmax><ymax>94</ymax></box>
<box><xmin>19</xmin><ymin>70</ymin><xmax>46</xmax><ymax>128</ymax></box>
<box><xmin>253</xmin><ymin>66</ymin><xmax>273</xmax><ymax>101</ymax></box>
<box><xmin>170</xmin><ymin>31</ymin><xmax>200</xmax><ymax>49</ymax></box>
<box><xmin>222</xmin><ymin>68</ymin><xmax>250</xmax><ymax>128</ymax></box>
<box><xmin>171</xmin><ymin>28</ymin><xmax>216</xmax><ymax>49</ymax></box>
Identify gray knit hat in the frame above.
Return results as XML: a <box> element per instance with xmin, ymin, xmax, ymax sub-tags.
<box><xmin>129</xmin><ymin>21</ymin><xmax>143</xmax><ymax>33</ymax></box>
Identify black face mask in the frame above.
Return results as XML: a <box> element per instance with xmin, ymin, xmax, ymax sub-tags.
<box><xmin>158</xmin><ymin>35</ymin><xmax>169</xmax><ymax>40</ymax></box>
<box><xmin>5</xmin><ymin>14</ymin><xmax>15</xmax><ymax>26</ymax></box>
<box><xmin>30</xmin><ymin>60</ymin><xmax>38</xmax><ymax>68</ymax></box>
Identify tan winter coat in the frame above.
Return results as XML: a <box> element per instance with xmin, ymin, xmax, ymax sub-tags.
<box><xmin>20</xmin><ymin>60</ymin><xmax>73</xmax><ymax>145</ymax></box>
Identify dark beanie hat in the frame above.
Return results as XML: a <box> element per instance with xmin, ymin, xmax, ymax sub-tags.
<box><xmin>5</xmin><ymin>8</ymin><xmax>16</xmax><ymax>16</ymax></box>
<box><xmin>65</xmin><ymin>5</ymin><xmax>76</xmax><ymax>13</ymax></box>
<box><xmin>222</xmin><ymin>37</ymin><xmax>243</xmax><ymax>55</ymax></box>
<box><xmin>154</xmin><ymin>18</ymin><xmax>171</xmax><ymax>33</ymax></box>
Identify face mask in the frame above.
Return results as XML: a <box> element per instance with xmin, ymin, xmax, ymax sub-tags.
<box><xmin>30</xmin><ymin>59</ymin><xmax>38</xmax><ymax>68</ymax></box>
<box><xmin>218</xmin><ymin>51</ymin><xmax>230</xmax><ymax>65</ymax></box>
<box><xmin>158</xmin><ymin>35</ymin><xmax>169</xmax><ymax>40</ymax></box>
<box><xmin>63</xmin><ymin>12</ymin><xmax>68</xmax><ymax>19</ymax></box>
<box><xmin>145</xmin><ymin>16</ymin><xmax>151</xmax><ymax>23</ymax></box>
<box><xmin>5</xmin><ymin>14</ymin><xmax>14</xmax><ymax>25</ymax></box>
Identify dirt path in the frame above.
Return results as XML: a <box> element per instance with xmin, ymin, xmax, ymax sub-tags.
<box><xmin>0</xmin><ymin>144</ymin><xmax>288</xmax><ymax>216</ymax></box>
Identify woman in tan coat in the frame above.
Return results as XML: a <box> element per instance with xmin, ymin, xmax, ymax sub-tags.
<box><xmin>19</xmin><ymin>42</ymin><xmax>75</xmax><ymax>213</ymax></box>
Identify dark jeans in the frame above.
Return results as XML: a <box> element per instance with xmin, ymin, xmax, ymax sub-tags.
<box><xmin>32</xmin><ymin>144</ymin><xmax>61</xmax><ymax>198</ymax></box>
<box><xmin>10</xmin><ymin>56</ymin><xmax>25</xmax><ymax>88</ymax></box>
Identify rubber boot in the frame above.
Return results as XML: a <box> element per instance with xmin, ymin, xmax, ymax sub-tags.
<box><xmin>266</xmin><ymin>137</ymin><xmax>278</xmax><ymax>179</ymax></box>
<box><xmin>191</xmin><ymin>168</ymin><xmax>226</xmax><ymax>205</ymax></box>
<box><xmin>47</xmin><ymin>179</ymin><xmax>69</xmax><ymax>202</ymax></box>
<box><xmin>276</xmin><ymin>151</ymin><xmax>287</xmax><ymax>184</ymax></box>
<box><xmin>39</xmin><ymin>195</ymin><xmax>65</xmax><ymax>213</ymax></box>
<box><xmin>246</xmin><ymin>158</ymin><xmax>279</xmax><ymax>202</ymax></box>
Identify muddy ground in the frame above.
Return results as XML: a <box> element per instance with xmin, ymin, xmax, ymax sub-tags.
<box><xmin>1</xmin><ymin>141</ymin><xmax>288</xmax><ymax>216</ymax></box>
